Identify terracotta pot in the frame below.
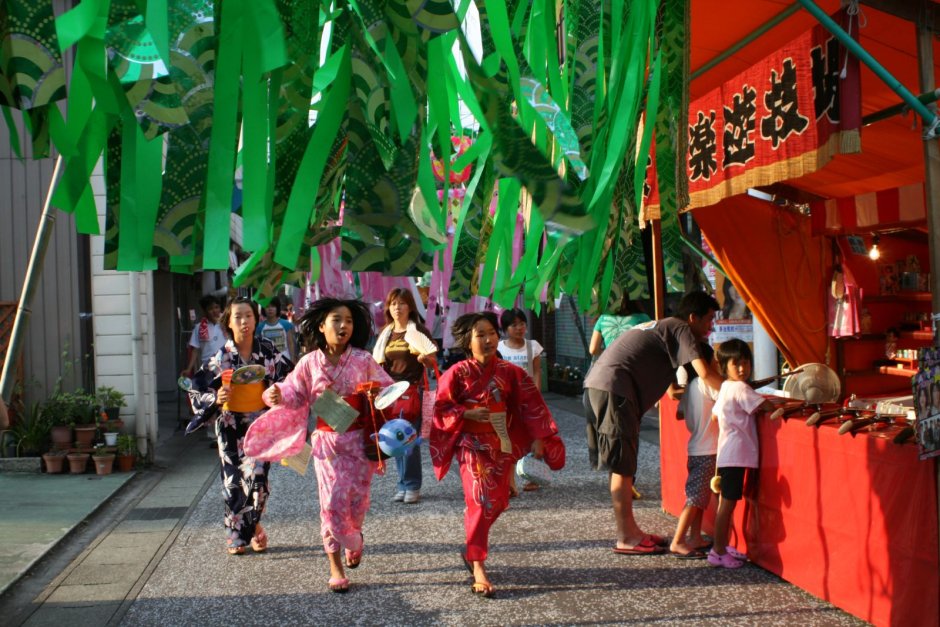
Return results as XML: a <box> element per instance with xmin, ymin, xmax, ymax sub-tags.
<box><xmin>43</xmin><ymin>453</ymin><xmax>66</xmax><ymax>474</ymax></box>
<box><xmin>116</xmin><ymin>454</ymin><xmax>135</xmax><ymax>472</ymax></box>
<box><xmin>67</xmin><ymin>452</ymin><xmax>89</xmax><ymax>474</ymax></box>
<box><xmin>74</xmin><ymin>426</ymin><xmax>97</xmax><ymax>448</ymax></box>
<box><xmin>51</xmin><ymin>425</ymin><xmax>73</xmax><ymax>451</ymax></box>
<box><xmin>92</xmin><ymin>454</ymin><xmax>115</xmax><ymax>475</ymax></box>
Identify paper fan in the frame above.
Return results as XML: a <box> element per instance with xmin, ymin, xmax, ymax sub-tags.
<box><xmin>405</xmin><ymin>327</ymin><xmax>438</xmax><ymax>355</ymax></box>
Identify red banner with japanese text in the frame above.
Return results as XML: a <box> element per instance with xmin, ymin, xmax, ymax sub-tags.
<box><xmin>643</xmin><ymin>9</ymin><xmax>860</xmax><ymax>218</ymax></box>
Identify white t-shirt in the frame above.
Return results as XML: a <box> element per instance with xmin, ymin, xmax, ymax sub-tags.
<box><xmin>188</xmin><ymin>322</ymin><xmax>226</xmax><ymax>367</ymax></box>
<box><xmin>497</xmin><ymin>339</ymin><xmax>544</xmax><ymax>378</ymax></box>
<box><xmin>679</xmin><ymin>376</ymin><xmax>719</xmax><ymax>456</ymax></box>
<box><xmin>714</xmin><ymin>379</ymin><xmax>765</xmax><ymax>468</ymax></box>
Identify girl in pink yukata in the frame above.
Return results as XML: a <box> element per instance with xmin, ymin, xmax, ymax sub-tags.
<box><xmin>709</xmin><ymin>338</ymin><xmax>774</xmax><ymax>569</ymax></box>
<box><xmin>263</xmin><ymin>298</ymin><xmax>393</xmax><ymax>593</ymax></box>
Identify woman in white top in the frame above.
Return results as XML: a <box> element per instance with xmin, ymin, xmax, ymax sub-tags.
<box><xmin>497</xmin><ymin>308</ymin><xmax>544</xmax><ymax>493</ymax></box>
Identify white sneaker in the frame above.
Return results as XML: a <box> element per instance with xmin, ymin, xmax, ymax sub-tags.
<box><xmin>392</xmin><ymin>491</ymin><xmax>405</xmax><ymax>502</ymax></box>
<box><xmin>403</xmin><ymin>490</ymin><xmax>421</xmax><ymax>504</ymax></box>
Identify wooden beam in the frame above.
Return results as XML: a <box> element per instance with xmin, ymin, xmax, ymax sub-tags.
<box><xmin>650</xmin><ymin>219</ymin><xmax>666</xmax><ymax>319</ymax></box>
<box><xmin>860</xmin><ymin>0</ymin><xmax>940</xmax><ymax>33</ymax></box>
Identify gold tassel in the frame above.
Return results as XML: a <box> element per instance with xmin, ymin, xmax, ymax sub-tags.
<box><xmin>840</xmin><ymin>129</ymin><xmax>861</xmax><ymax>154</ymax></box>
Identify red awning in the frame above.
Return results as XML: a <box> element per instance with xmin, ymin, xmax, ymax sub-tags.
<box><xmin>690</xmin><ymin>1</ymin><xmax>940</xmax><ymax>200</ymax></box>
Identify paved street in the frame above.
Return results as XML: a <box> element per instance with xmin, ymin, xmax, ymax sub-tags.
<box><xmin>1</xmin><ymin>394</ymin><xmax>864</xmax><ymax>626</ymax></box>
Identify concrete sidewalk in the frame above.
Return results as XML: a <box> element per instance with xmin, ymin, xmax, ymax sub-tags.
<box><xmin>1</xmin><ymin>392</ymin><xmax>864</xmax><ymax>626</ymax></box>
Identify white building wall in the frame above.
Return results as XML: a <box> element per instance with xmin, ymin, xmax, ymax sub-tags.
<box><xmin>89</xmin><ymin>167</ymin><xmax>158</xmax><ymax>450</ymax></box>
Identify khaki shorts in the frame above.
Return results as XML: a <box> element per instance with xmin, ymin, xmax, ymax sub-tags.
<box><xmin>585</xmin><ymin>388</ymin><xmax>640</xmax><ymax>477</ymax></box>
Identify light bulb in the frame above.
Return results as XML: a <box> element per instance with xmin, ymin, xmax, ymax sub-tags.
<box><xmin>868</xmin><ymin>236</ymin><xmax>880</xmax><ymax>261</ymax></box>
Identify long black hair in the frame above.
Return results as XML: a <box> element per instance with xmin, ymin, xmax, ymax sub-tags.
<box><xmin>451</xmin><ymin>311</ymin><xmax>499</xmax><ymax>351</ymax></box>
<box><xmin>297</xmin><ymin>298</ymin><xmax>373</xmax><ymax>351</ymax></box>
<box><xmin>716</xmin><ymin>338</ymin><xmax>752</xmax><ymax>378</ymax></box>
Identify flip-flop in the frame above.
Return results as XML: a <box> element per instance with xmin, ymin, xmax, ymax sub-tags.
<box><xmin>471</xmin><ymin>581</ymin><xmax>495</xmax><ymax>598</ymax></box>
<box><xmin>670</xmin><ymin>549</ymin><xmax>707</xmax><ymax>560</ymax></box>
<box><xmin>328</xmin><ymin>577</ymin><xmax>349</xmax><ymax>593</ymax></box>
<box><xmin>647</xmin><ymin>534</ymin><xmax>669</xmax><ymax>547</ymax></box>
<box><xmin>613</xmin><ymin>536</ymin><xmax>666</xmax><ymax>556</ymax></box>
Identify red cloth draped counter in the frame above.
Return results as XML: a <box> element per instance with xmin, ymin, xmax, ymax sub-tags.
<box><xmin>659</xmin><ymin>395</ymin><xmax>938</xmax><ymax>627</ymax></box>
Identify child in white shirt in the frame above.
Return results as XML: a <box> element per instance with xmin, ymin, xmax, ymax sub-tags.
<box><xmin>670</xmin><ymin>343</ymin><xmax>719</xmax><ymax>559</ymax></box>
<box><xmin>709</xmin><ymin>339</ymin><xmax>773</xmax><ymax>569</ymax></box>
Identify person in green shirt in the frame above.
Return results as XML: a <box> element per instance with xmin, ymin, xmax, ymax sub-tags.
<box><xmin>589</xmin><ymin>297</ymin><xmax>652</xmax><ymax>357</ymax></box>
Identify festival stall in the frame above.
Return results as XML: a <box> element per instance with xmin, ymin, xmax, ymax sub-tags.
<box><xmin>657</xmin><ymin>2</ymin><xmax>940</xmax><ymax>625</ymax></box>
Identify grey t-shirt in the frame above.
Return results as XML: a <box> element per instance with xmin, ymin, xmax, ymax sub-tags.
<box><xmin>584</xmin><ymin>317</ymin><xmax>707</xmax><ymax>415</ymax></box>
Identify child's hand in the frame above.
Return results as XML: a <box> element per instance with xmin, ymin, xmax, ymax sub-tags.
<box><xmin>464</xmin><ymin>407</ymin><xmax>490</xmax><ymax>422</ymax></box>
<box><xmin>265</xmin><ymin>384</ymin><xmax>282</xmax><ymax>406</ymax></box>
<box><xmin>216</xmin><ymin>386</ymin><xmax>231</xmax><ymax>405</ymax></box>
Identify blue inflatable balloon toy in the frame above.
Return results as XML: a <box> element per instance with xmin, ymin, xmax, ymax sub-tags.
<box><xmin>373</xmin><ymin>416</ymin><xmax>422</xmax><ymax>458</ymax></box>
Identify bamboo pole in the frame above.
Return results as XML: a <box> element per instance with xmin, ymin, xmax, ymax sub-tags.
<box><xmin>0</xmin><ymin>155</ymin><xmax>64</xmax><ymax>402</ymax></box>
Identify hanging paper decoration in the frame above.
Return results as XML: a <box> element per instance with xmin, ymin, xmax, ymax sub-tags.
<box><xmin>5</xmin><ymin>0</ymin><xmax>688</xmax><ymax>314</ymax></box>
<box><xmin>432</xmin><ymin>135</ymin><xmax>474</xmax><ymax>184</ymax></box>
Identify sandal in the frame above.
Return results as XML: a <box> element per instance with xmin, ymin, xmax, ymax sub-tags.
<box><xmin>522</xmin><ymin>482</ymin><xmax>540</xmax><ymax>492</ymax></box>
<box><xmin>470</xmin><ymin>581</ymin><xmax>495</xmax><ymax>598</ymax></box>
<box><xmin>250</xmin><ymin>526</ymin><xmax>268</xmax><ymax>553</ymax></box>
<box><xmin>227</xmin><ymin>545</ymin><xmax>246</xmax><ymax>556</ymax></box>
<box><xmin>328</xmin><ymin>577</ymin><xmax>350</xmax><ymax>593</ymax></box>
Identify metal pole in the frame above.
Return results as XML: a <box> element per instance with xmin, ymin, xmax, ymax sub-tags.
<box><xmin>651</xmin><ymin>218</ymin><xmax>665</xmax><ymax>319</ymax></box>
<box><xmin>797</xmin><ymin>0</ymin><xmax>938</xmax><ymax>132</ymax></box>
<box><xmin>0</xmin><ymin>155</ymin><xmax>64</xmax><ymax>402</ymax></box>
<box><xmin>862</xmin><ymin>88</ymin><xmax>940</xmax><ymax>126</ymax></box>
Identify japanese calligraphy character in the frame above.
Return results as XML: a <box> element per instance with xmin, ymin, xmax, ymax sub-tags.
<box><xmin>811</xmin><ymin>36</ymin><xmax>841</xmax><ymax>122</ymax></box>
<box><xmin>688</xmin><ymin>110</ymin><xmax>718</xmax><ymax>182</ymax></box>
<box><xmin>760</xmin><ymin>58</ymin><xmax>809</xmax><ymax>148</ymax></box>
<box><xmin>723</xmin><ymin>86</ymin><xmax>757</xmax><ymax>168</ymax></box>
<box><xmin>643</xmin><ymin>154</ymin><xmax>653</xmax><ymax>200</ymax></box>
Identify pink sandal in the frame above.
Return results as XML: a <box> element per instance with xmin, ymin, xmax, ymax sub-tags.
<box><xmin>328</xmin><ymin>577</ymin><xmax>349</xmax><ymax>593</ymax></box>
<box><xmin>250</xmin><ymin>525</ymin><xmax>268</xmax><ymax>553</ymax></box>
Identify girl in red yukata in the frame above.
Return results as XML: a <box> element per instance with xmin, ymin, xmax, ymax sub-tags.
<box><xmin>429</xmin><ymin>311</ymin><xmax>564</xmax><ymax>598</ymax></box>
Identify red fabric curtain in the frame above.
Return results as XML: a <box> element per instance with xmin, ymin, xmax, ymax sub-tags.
<box><xmin>694</xmin><ymin>195</ymin><xmax>831</xmax><ymax>367</ymax></box>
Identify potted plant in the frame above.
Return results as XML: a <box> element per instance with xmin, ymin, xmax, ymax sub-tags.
<box><xmin>116</xmin><ymin>434</ymin><xmax>136</xmax><ymax>472</ymax></box>
<box><xmin>66</xmin><ymin>450</ymin><xmax>89</xmax><ymax>473</ymax></box>
<box><xmin>42</xmin><ymin>449</ymin><xmax>67</xmax><ymax>474</ymax></box>
<box><xmin>92</xmin><ymin>445</ymin><xmax>115</xmax><ymax>475</ymax></box>
<box><xmin>42</xmin><ymin>393</ymin><xmax>75</xmax><ymax>451</ymax></box>
<box><xmin>95</xmin><ymin>386</ymin><xmax>127</xmax><ymax>423</ymax></box>
<box><xmin>68</xmin><ymin>391</ymin><xmax>99</xmax><ymax>448</ymax></box>
<box><xmin>11</xmin><ymin>402</ymin><xmax>51</xmax><ymax>457</ymax></box>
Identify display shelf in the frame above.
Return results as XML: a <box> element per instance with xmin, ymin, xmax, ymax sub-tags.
<box><xmin>877</xmin><ymin>365</ymin><xmax>917</xmax><ymax>377</ymax></box>
<box><xmin>864</xmin><ymin>292</ymin><xmax>932</xmax><ymax>303</ymax></box>
<box><xmin>900</xmin><ymin>330</ymin><xmax>934</xmax><ymax>341</ymax></box>
<box><xmin>833</xmin><ymin>333</ymin><xmax>885</xmax><ymax>341</ymax></box>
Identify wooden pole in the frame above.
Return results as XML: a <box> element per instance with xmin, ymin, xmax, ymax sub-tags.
<box><xmin>914</xmin><ymin>3</ymin><xmax>940</xmax><ymax>613</ymax></box>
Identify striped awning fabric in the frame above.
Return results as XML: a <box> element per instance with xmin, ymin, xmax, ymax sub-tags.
<box><xmin>810</xmin><ymin>183</ymin><xmax>927</xmax><ymax>234</ymax></box>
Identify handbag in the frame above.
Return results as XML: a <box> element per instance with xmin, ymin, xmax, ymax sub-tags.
<box><xmin>420</xmin><ymin>365</ymin><xmax>441</xmax><ymax>440</ymax></box>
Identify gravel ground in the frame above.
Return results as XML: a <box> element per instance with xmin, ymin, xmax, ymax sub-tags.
<box><xmin>122</xmin><ymin>399</ymin><xmax>864</xmax><ymax>626</ymax></box>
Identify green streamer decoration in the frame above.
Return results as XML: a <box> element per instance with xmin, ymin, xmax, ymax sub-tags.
<box><xmin>4</xmin><ymin>0</ymin><xmax>689</xmax><ymax>314</ymax></box>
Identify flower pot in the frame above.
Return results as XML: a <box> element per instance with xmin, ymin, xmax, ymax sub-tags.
<box><xmin>51</xmin><ymin>425</ymin><xmax>73</xmax><ymax>451</ymax></box>
<box><xmin>103</xmin><ymin>432</ymin><xmax>119</xmax><ymax>446</ymax></box>
<box><xmin>116</xmin><ymin>453</ymin><xmax>136</xmax><ymax>472</ymax></box>
<box><xmin>43</xmin><ymin>453</ymin><xmax>66</xmax><ymax>474</ymax></box>
<box><xmin>92</xmin><ymin>454</ymin><xmax>115</xmax><ymax>475</ymax></box>
<box><xmin>67</xmin><ymin>452</ymin><xmax>89</xmax><ymax>474</ymax></box>
<box><xmin>74</xmin><ymin>426</ymin><xmax>97</xmax><ymax>448</ymax></box>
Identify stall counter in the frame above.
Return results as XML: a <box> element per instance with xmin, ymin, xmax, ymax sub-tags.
<box><xmin>659</xmin><ymin>395</ymin><xmax>938</xmax><ymax>627</ymax></box>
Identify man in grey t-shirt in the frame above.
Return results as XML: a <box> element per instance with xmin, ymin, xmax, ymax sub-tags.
<box><xmin>583</xmin><ymin>291</ymin><xmax>723</xmax><ymax>555</ymax></box>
